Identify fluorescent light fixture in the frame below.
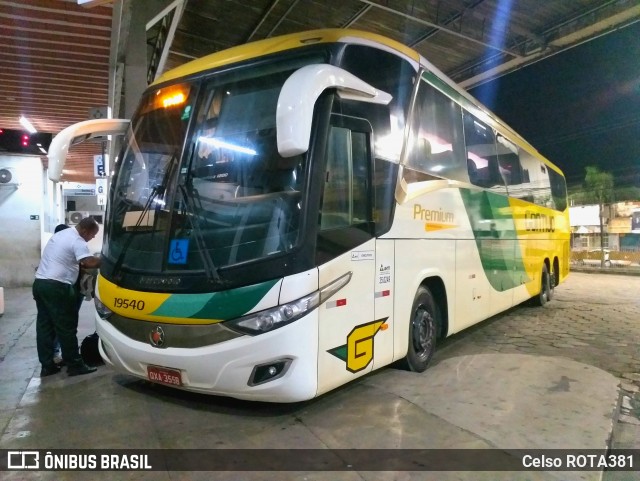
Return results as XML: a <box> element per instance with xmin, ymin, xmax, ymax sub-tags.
<box><xmin>198</xmin><ymin>137</ymin><xmax>257</xmax><ymax>156</ymax></box>
<box><xmin>77</xmin><ymin>0</ymin><xmax>113</xmax><ymax>6</ymax></box>
<box><xmin>19</xmin><ymin>116</ymin><xmax>37</xmax><ymax>133</ymax></box>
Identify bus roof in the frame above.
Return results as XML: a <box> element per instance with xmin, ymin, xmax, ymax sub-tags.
<box><xmin>152</xmin><ymin>28</ymin><xmax>420</xmax><ymax>86</ymax></box>
<box><xmin>151</xmin><ymin>28</ymin><xmax>564</xmax><ymax>177</ymax></box>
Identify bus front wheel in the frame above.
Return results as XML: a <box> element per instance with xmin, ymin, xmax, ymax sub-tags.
<box><xmin>402</xmin><ymin>286</ymin><xmax>438</xmax><ymax>373</ymax></box>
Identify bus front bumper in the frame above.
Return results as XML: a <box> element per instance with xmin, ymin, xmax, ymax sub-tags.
<box><xmin>95</xmin><ymin>311</ymin><xmax>319</xmax><ymax>403</ymax></box>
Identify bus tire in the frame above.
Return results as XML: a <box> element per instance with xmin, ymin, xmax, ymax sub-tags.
<box><xmin>549</xmin><ymin>259</ymin><xmax>560</xmax><ymax>300</ymax></box>
<box><xmin>533</xmin><ymin>264</ymin><xmax>551</xmax><ymax>307</ymax></box>
<box><xmin>402</xmin><ymin>286</ymin><xmax>438</xmax><ymax>373</ymax></box>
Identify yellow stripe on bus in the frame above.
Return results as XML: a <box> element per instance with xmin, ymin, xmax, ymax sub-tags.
<box><xmin>152</xmin><ymin>29</ymin><xmax>420</xmax><ymax>86</ymax></box>
<box><xmin>96</xmin><ymin>275</ymin><xmax>221</xmax><ymax>325</ymax></box>
<box><xmin>424</xmin><ymin>223</ymin><xmax>457</xmax><ymax>232</ymax></box>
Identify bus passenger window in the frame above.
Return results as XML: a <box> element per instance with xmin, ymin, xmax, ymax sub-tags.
<box><xmin>549</xmin><ymin>168</ymin><xmax>567</xmax><ymax>211</ymax></box>
<box><xmin>495</xmin><ymin>135</ymin><xmax>530</xmax><ymax>201</ymax></box>
<box><xmin>406</xmin><ymin>79</ymin><xmax>466</xmax><ymax>182</ymax></box>
<box><xmin>462</xmin><ymin>112</ymin><xmax>506</xmax><ymax>193</ymax></box>
<box><xmin>534</xmin><ymin>161</ymin><xmax>554</xmax><ymax>208</ymax></box>
<box><xmin>519</xmin><ymin>149</ymin><xmax>553</xmax><ymax>207</ymax></box>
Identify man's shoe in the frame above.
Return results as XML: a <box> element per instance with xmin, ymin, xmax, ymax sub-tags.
<box><xmin>40</xmin><ymin>364</ymin><xmax>62</xmax><ymax>377</ymax></box>
<box><xmin>67</xmin><ymin>363</ymin><xmax>97</xmax><ymax>376</ymax></box>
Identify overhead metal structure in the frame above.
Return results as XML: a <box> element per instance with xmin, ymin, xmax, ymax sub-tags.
<box><xmin>0</xmin><ymin>0</ymin><xmax>638</xmax><ymax>182</ymax></box>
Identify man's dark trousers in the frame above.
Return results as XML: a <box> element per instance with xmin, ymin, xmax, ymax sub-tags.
<box><xmin>33</xmin><ymin>278</ymin><xmax>83</xmax><ymax>368</ymax></box>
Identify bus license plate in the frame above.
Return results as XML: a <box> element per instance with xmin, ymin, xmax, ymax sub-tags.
<box><xmin>147</xmin><ymin>365</ymin><xmax>182</xmax><ymax>386</ymax></box>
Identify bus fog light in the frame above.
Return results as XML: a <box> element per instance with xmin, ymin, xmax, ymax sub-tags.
<box><xmin>248</xmin><ymin>359</ymin><xmax>292</xmax><ymax>386</ymax></box>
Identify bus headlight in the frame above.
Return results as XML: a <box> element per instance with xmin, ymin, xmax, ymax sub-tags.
<box><xmin>225</xmin><ymin>272</ymin><xmax>352</xmax><ymax>335</ymax></box>
<box><xmin>94</xmin><ymin>297</ymin><xmax>113</xmax><ymax>319</ymax></box>
<box><xmin>225</xmin><ymin>291</ymin><xmax>320</xmax><ymax>335</ymax></box>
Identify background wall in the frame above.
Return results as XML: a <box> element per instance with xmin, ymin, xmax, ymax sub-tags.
<box><xmin>64</xmin><ymin>193</ymin><xmax>105</xmax><ymax>254</ymax></box>
<box><xmin>0</xmin><ymin>155</ymin><xmax>44</xmax><ymax>287</ymax></box>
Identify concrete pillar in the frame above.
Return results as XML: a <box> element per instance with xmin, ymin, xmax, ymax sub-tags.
<box><xmin>110</xmin><ymin>0</ymin><xmax>174</xmax><ymax>119</ymax></box>
<box><xmin>123</xmin><ymin>1</ymin><xmax>148</xmax><ymax>118</ymax></box>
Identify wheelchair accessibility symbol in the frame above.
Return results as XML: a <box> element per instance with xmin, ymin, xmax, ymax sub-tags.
<box><xmin>168</xmin><ymin>239</ymin><xmax>189</xmax><ymax>264</ymax></box>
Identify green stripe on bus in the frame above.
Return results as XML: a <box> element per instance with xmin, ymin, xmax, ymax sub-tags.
<box><xmin>460</xmin><ymin>189</ymin><xmax>529</xmax><ymax>291</ymax></box>
<box><xmin>151</xmin><ymin>279</ymin><xmax>279</xmax><ymax>320</ymax></box>
<box><xmin>422</xmin><ymin>70</ymin><xmax>464</xmax><ymax>105</ymax></box>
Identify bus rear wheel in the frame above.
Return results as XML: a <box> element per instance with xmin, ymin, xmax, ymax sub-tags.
<box><xmin>549</xmin><ymin>259</ymin><xmax>560</xmax><ymax>301</ymax></box>
<box><xmin>532</xmin><ymin>264</ymin><xmax>551</xmax><ymax>307</ymax></box>
<box><xmin>402</xmin><ymin>286</ymin><xmax>438</xmax><ymax>373</ymax></box>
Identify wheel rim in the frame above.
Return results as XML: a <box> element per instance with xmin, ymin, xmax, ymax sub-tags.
<box><xmin>411</xmin><ymin>305</ymin><xmax>434</xmax><ymax>361</ymax></box>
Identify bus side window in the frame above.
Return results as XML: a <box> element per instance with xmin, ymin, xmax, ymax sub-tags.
<box><xmin>373</xmin><ymin>157</ymin><xmax>398</xmax><ymax>236</ymax></box>
<box><xmin>406</xmin><ymin>79</ymin><xmax>466</xmax><ymax>181</ymax></box>
<box><xmin>549</xmin><ymin>168</ymin><xmax>567</xmax><ymax>211</ymax></box>
<box><xmin>535</xmin><ymin>161</ymin><xmax>554</xmax><ymax>208</ymax></box>
<box><xmin>316</xmin><ymin>112</ymin><xmax>376</xmax><ymax>264</ymax></box>
<box><xmin>495</xmin><ymin>135</ymin><xmax>530</xmax><ymax>201</ymax></box>
<box><xmin>462</xmin><ymin>112</ymin><xmax>506</xmax><ymax>194</ymax></box>
<box><xmin>320</xmin><ymin>126</ymin><xmax>370</xmax><ymax>230</ymax></box>
<box><xmin>519</xmin><ymin>149</ymin><xmax>553</xmax><ymax>208</ymax></box>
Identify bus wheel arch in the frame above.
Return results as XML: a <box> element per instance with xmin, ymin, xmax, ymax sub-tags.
<box><xmin>401</xmin><ymin>277</ymin><xmax>447</xmax><ymax>373</ymax></box>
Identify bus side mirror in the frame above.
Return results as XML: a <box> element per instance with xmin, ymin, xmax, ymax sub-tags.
<box><xmin>276</xmin><ymin>64</ymin><xmax>392</xmax><ymax>157</ymax></box>
<box><xmin>48</xmin><ymin>118</ymin><xmax>130</xmax><ymax>182</ymax></box>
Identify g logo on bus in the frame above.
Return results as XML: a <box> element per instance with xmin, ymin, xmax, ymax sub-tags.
<box><xmin>328</xmin><ymin>318</ymin><xmax>388</xmax><ymax>373</ymax></box>
<box><xmin>149</xmin><ymin>326</ymin><xmax>166</xmax><ymax>348</ymax></box>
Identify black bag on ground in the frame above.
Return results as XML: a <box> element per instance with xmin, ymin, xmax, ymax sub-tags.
<box><xmin>81</xmin><ymin>332</ymin><xmax>104</xmax><ymax>366</ymax></box>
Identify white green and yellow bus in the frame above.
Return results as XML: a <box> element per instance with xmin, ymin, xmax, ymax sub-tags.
<box><xmin>49</xmin><ymin>29</ymin><xmax>570</xmax><ymax>402</ymax></box>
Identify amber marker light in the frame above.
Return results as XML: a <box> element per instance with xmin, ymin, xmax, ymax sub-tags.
<box><xmin>162</xmin><ymin>92</ymin><xmax>186</xmax><ymax>108</ymax></box>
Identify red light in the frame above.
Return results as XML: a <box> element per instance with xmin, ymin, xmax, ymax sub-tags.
<box><xmin>22</xmin><ymin>134</ymin><xmax>29</xmax><ymax>147</ymax></box>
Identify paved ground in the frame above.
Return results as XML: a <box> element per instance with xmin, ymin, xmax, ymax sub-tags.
<box><xmin>0</xmin><ymin>272</ymin><xmax>638</xmax><ymax>481</ymax></box>
<box><xmin>433</xmin><ymin>271</ymin><xmax>640</xmax><ymax>481</ymax></box>
<box><xmin>435</xmin><ymin>272</ymin><xmax>640</xmax><ymax>385</ymax></box>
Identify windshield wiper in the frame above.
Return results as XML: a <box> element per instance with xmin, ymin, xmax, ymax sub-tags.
<box><xmin>112</xmin><ymin>152</ymin><xmax>178</xmax><ymax>282</ymax></box>
<box><xmin>177</xmin><ymin>182</ymin><xmax>223</xmax><ymax>284</ymax></box>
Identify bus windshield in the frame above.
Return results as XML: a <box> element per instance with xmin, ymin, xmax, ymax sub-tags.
<box><xmin>105</xmin><ymin>59</ymin><xmax>313</xmax><ymax>277</ymax></box>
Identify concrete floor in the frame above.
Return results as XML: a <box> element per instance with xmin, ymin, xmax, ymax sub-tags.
<box><xmin>1</xmin><ymin>273</ymin><xmax>639</xmax><ymax>481</ymax></box>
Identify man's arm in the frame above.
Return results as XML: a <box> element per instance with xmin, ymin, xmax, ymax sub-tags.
<box><xmin>80</xmin><ymin>255</ymin><xmax>101</xmax><ymax>269</ymax></box>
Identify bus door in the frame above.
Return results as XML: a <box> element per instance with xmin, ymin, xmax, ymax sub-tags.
<box><xmin>316</xmin><ymin>115</ymin><xmax>382</xmax><ymax>395</ymax></box>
